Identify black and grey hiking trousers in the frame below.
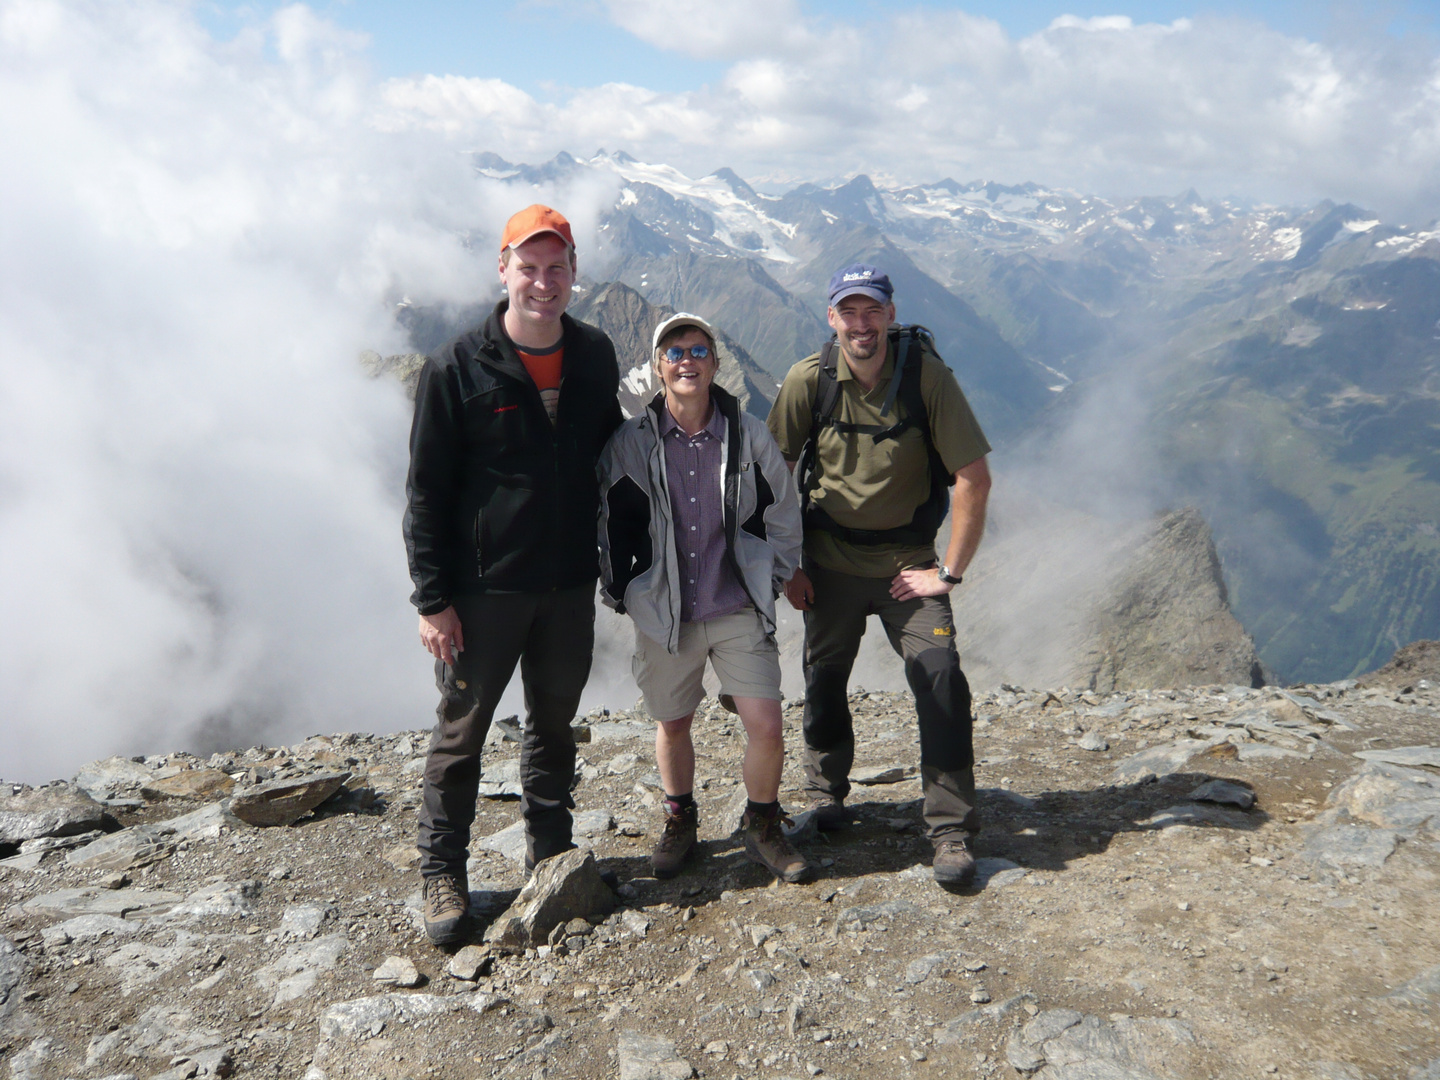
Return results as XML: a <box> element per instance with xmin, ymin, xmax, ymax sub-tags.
<box><xmin>416</xmin><ymin>585</ymin><xmax>595</xmax><ymax>878</ymax></box>
<box><xmin>800</xmin><ymin>562</ymin><xmax>980</xmax><ymax>840</ymax></box>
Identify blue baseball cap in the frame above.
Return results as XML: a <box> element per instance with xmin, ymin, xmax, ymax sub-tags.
<box><xmin>828</xmin><ymin>263</ymin><xmax>893</xmax><ymax>306</ymax></box>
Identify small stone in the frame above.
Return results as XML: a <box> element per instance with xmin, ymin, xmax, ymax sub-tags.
<box><xmin>474</xmin><ymin>820</ymin><xmax>528</xmax><ymax>864</ymax></box>
<box><xmin>970</xmin><ymin>988</ymin><xmax>992</xmax><ymax>1004</ymax></box>
<box><xmin>607</xmin><ymin>753</ymin><xmax>640</xmax><ymax>775</ymax></box>
<box><xmin>1188</xmin><ymin>779</ymin><xmax>1256</xmax><ymax>809</ymax></box>
<box><xmin>852</xmin><ymin>764</ymin><xmax>917</xmax><ymax>785</ymax></box>
<box><xmin>65</xmin><ymin>826</ymin><xmax>172</xmax><ymax>872</ymax></box>
<box><xmin>1354</xmin><ymin>746</ymin><xmax>1440</xmax><ymax>768</ymax></box>
<box><xmin>447</xmin><ymin>945</ymin><xmax>494</xmax><ymax>981</ymax></box>
<box><xmin>140</xmin><ymin>768</ymin><xmax>237</xmax><ymax>801</ymax></box>
<box><xmin>905</xmin><ymin>954</ymin><xmax>948</xmax><ymax>984</ymax></box>
<box><xmin>621</xmin><ymin>910</ymin><xmax>651</xmax><ymax>938</ymax></box>
<box><xmin>228</xmin><ymin>772</ymin><xmax>350</xmax><ymax>827</ymax></box>
<box><xmin>0</xmin><ymin>784</ymin><xmax>108</xmax><ymax>845</ymax></box>
<box><xmin>748</xmin><ymin>968</ymin><xmax>777</xmax><ymax>992</ymax></box>
<box><xmin>1078</xmin><ymin>732</ymin><xmax>1109</xmax><ymax>752</ymax></box>
<box><xmin>372</xmin><ymin>955</ymin><xmax>422</xmax><ymax>987</ymax></box>
<box><xmin>574</xmin><ymin>808</ymin><xmax>615</xmax><ymax>837</ymax></box>
<box><xmin>278</xmin><ymin>903</ymin><xmax>329</xmax><ymax>940</ymax></box>
<box><xmin>485</xmin><ymin>849</ymin><xmax>618</xmax><ymax>949</ymax></box>
<box><xmin>616</xmin><ymin>1029</ymin><xmax>695</xmax><ymax>1080</ymax></box>
<box><xmin>475</xmin><ymin>759</ymin><xmax>523</xmax><ymax>800</ymax></box>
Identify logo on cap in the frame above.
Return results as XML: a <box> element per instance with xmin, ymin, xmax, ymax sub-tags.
<box><xmin>828</xmin><ymin>263</ymin><xmax>893</xmax><ymax>306</ymax></box>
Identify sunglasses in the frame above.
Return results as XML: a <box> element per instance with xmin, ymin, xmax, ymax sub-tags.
<box><xmin>662</xmin><ymin>344</ymin><xmax>711</xmax><ymax>364</ymax></box>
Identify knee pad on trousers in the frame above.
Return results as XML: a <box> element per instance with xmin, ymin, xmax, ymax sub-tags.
<box><xmin>905</xmin><ymin>648</ymin><xmax>970</xmax><ymax>701</ymax></box>
<box><xmin>907</xmin><ymin>648</ymin><xmax>974</xmax><ymax>772</ymax></box>
<box><xmin>804</xmin><ymin>664</ymin><xmax>853</xmax><ymax>749</ymax></box>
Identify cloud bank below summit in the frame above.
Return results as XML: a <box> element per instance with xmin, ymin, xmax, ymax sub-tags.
<box><xmin>1</xmin><ymin>0</ymin><xmax>1436</xmax><ymax>784</ymax></box>
<box><xmin>379</xmin><ymin>0</ymin><xmax>1440</xmax><ymax>220</ymax></box>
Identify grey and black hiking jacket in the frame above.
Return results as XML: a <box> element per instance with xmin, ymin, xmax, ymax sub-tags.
<box><xmin>597</xmin><ymin>386</ymin><xmax>801</xmax><ymax>653</ymax></box>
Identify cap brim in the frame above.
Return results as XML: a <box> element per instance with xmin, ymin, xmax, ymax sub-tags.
<box><xmin>829</xmin><ymin>285</ymin><xmax>892</xmax><ymax>306</ymax></box>
<box><xmin>503</xmin><ymin>228</ymin><xmax>575</xmax><ymax>252</ymax></box>
<box><xmin>652</xmin><ymin>314</ymin><xmax>716</xmax><ymax>352</ymax></box>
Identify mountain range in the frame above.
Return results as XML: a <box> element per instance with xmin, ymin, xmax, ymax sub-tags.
<box><xmin>402</xmin><ymin>150</ymin><xmax>1440</xmax><ymax>685</ymax></box>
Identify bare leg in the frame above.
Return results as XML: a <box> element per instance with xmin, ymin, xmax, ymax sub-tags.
<box><xmin>655</xmin><ymin>713</ymin><xmax>696</xmax><ymax>796</ymax></box>
<box><xmin>733</xmin><ymin>697</ymin><xmax>784</xmax><ymax>803</ymax></box>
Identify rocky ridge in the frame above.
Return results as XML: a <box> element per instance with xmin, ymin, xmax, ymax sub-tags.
<box><xmin>6</xmin><ymin>650</ymin><xmax>1437</xmax><ymax>1079</ymax></box>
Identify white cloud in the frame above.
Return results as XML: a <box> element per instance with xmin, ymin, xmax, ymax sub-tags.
<box><xmin>4</xmin><ymin>0</ymin><xmax>1438</xmax><ymax>780</ymax></box>
<box><xmin>602</xmin><ymin>0</ymin><xmax>810</xmax><ymax>58</ymax></box>
<box><xmin>0</xmin><ymin>0</ymin><xmax>630</xmax><ymax>783</ymax></box>
<box><xmin>377</xmin><ymin>6</ymin><xmax>1440</xmax><ymax>218</ymax></box>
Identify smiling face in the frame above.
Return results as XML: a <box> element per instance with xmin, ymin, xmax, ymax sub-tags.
<box><xmin>656</xmin><ymin>327</ymin><xmax>718</xmax><ymax>408</ymax></box>
<box><xmin>827</xmin><ymin>294</ymin><xmax>896</xmax><ymax>363</ymax></box>
<box><xmin>498</xmin><ymin>233</ymin><xmax>575</xmax><ymax>346</ymax></box>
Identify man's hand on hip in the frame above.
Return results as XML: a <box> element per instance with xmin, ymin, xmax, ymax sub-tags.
<box><xmin>890</xmin><ymin>567</ymin><xmax>953</xmax><ymax>602</ymax></box>
<box><xmin>419</xmin><ymin>606</ymin><xmax>464</xmax><ymax>666</ymax></box>
<box><xmin>784</xmin><ymin>568</ymin><xmax>815</xmax><ymax>611</ymax></box>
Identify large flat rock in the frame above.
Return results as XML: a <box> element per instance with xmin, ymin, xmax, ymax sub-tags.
<box><xmin>228</xmin><ymin>772</ymin><xmax>350</xmax><ymax>827</ymax></box>
<box><xmin>0</xmin><ymin>785</ymin><xmax>108</xmax><ymax>846</ymax></box>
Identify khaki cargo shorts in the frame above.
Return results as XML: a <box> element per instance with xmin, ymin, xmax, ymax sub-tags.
<box><xmin>633</xmin><ymin>608</ymin><xmax>782</xmax><ymax>722</ymax></box>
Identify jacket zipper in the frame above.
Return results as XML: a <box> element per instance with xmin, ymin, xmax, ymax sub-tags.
<box><xmin>474</xmin><ymin>509</ymin><xmax>484</xmax><ymax>579</ymax></box>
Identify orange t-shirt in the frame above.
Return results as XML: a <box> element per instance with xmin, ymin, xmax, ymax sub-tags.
<box><xmin>516</xmin><ymin>345</ymin><xmax>563</xmax><ymax>424</ymax></box>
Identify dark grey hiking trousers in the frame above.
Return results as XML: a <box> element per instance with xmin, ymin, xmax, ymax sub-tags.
<box><xmin>417</xmin><ymin>585</ymin><xmax>595</xmax><ymax>877</ymax></box>
<box><xmin>801</xmin><ymin>562</ymin><xmax>980</xmax><ymax>840</ymax></box>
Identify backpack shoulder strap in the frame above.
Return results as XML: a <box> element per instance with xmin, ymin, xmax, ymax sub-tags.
<box><xmin>812</xmin><ymin>337</ymin><xmax>842</xmax><ymax>428</ymax></box>
<box><xmin>797</xmin><ymin>339</ymin><xmax>841</xmax><ymax>500</ymax></box>
<box><xmin>898</xmin><ymin>326</ymin><xmax>954</xmax><ymax>491</ymax></box>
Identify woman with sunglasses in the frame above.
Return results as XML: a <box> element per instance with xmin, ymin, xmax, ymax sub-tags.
<box><xmin>597</xmin><ymin>313</ymin><xmax>810</xmax><ymax>884</ymax></box>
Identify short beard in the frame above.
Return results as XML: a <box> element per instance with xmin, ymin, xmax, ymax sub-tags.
<box><xmin>842</xmin><ymin>332</ymin><xmax>881</xmax><ymax>362</ymax></box>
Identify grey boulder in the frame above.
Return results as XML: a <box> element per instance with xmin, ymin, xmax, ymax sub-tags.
<box><xmin>617</xmin><ymin>1030</ymin><xmax>695</xmax><ymax>1080</ymax></box>
<box><xmin>0</xmin><ymin>784</ymin><xmax>108</xmax><ymax>846</ymax></box>
<box><xmin>228</xmin><ymin>771</ymin><xmax>350</xmax><ymax>827</ymax></box>
<box><xmin>483</xmin><ymin>847</ymin><xmax>615</xmax><ymax>950</ymax></box>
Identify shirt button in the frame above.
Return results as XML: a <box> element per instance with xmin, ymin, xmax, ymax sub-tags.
<box><xmin>690</xmin><ymin>552</ymin><xmax>696</xmax><ymax>558</ymax></box>
<box><xmin>691</xmin><ymin>526</ymin><xmax>697</xmax><ymax>531</ymax></box>
<box><xmin>689</xmin><ymin>497</ymin><xmax>696</xmax><ymax>502</ymax></box>
<box><xmin>689</xmin><ymin>579</ymin><xmax>695</xmax><ymax>584</ymax></box>
<box><xmin>689</xmin><ymin>471</ymin><xmax>695</xmax><ymax>476</ymax></box>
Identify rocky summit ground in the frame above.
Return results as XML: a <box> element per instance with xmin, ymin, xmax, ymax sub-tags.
<box><xmin>3</xmin><ymin>650</ymin><xmax>1440</xmax><ymax>1080</ymax></box>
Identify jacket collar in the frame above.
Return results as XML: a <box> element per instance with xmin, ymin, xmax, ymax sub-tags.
<box><xmin>646</xmin><ymin>384</ymin><xmax>740</xmax><ymax>433</ymax></box>
<box><xmin>479</xmin><ymin>299</ymin><xmax>577</xmax><ymax>382</ymax></box>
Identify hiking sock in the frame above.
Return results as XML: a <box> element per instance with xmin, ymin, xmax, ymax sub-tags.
<box><xmin>746</xmin><ymin>799</ymin><xmax>780</xmax><ymax>819</ymax></box>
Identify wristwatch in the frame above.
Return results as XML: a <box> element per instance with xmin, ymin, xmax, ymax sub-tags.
<box><xmin>937</xmin><ymin>564</ymin><xmax>963</xmax><ymax>586</ymax></box>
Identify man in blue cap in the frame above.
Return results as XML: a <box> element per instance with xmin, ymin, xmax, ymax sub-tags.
<box><xmin>767</xmin><ymin>263</ymin><xmax>992</xmax><ymax>887</ymax></box>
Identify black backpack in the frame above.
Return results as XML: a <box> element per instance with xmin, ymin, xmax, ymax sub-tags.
<box><xmin>795</xmin><ymin>325</ymin><xmax>953</xmax><ymax>547</ymax></box>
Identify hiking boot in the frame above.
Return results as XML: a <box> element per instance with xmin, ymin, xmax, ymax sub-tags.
<box><xmin>932</xmin><ymin>837</ymin><xmax>977</xmax><ymax>888</ymax></box>
<box><xmin>805</xmin><ymin>795</ymin><xmax>848</xmax><ymax>830</ymax></box>
<box><xmin>422</xmin><ymin>873</ymin><xmax>469</xmax><ymax>945</ymax></box>
<box><xmin>742</xmin><ymin>805</ymin><xmax>813</xmax><ymax>883</ymax></box>
<box><xmin>650</xmin><ymin>801</ymin><xmax>699</xmax><ymax>879</ymax></box>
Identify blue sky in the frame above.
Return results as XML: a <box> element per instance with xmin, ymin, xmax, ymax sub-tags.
<box><xmin>202</xmin><ymin>1</ymin><xmax>1440</xmax><ymax>97</ymax></box>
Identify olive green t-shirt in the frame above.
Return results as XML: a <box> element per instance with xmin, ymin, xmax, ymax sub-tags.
<box><xmin>767</xmin><ymin>339</ymin><xmax>990</xmax><ymax>578</ymax></box>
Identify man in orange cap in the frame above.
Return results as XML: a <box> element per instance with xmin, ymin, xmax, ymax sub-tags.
<box><xmin>405</xmin><ymin>204</ymin><xmax>623</xmax><ymax>944</ymax></box>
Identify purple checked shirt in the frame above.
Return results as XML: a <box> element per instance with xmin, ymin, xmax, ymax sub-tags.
<box><xmin>660</xmin><ymin>402</ymin><xmax>750</xmax><ymax>623</ymax></box>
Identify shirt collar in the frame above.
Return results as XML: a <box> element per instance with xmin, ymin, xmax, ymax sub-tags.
<box><xmin>660</xmin><ymin>398</ymin><xmax>723</xmax><ymax>440</ymax></box>
<box><xmin>836</xmin><ymin>348</ymin><xmax>895</xmax><ymax>384</ymax></box>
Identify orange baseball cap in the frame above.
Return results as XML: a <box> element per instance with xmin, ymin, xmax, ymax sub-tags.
<box><xmin>500</xmin><ymin>204</ymin><xmax>575</xmax><ymax>254</ymax></box>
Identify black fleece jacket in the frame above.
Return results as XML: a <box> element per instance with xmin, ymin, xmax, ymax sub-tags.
<box><xmin>404</xmin><ymin>301</ymin><xmax>623</xmax><ymax>614</ymax></box>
